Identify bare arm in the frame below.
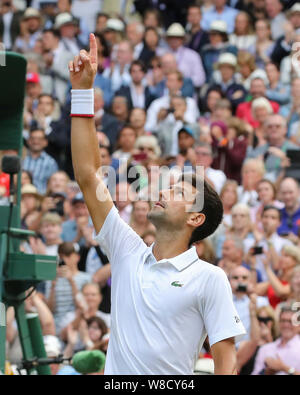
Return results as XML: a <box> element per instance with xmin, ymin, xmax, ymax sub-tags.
<box><xmin>31</xmin><ymin>292</ymin><xmax>56</xmax><ymax>336</ymax></box>
<box><xmin>93</xmin><ymin>264</ymin><xmax>111</xmax><ymax>287</ymax></box>
<box><xmin>69</xmin><ymin>34</ymin><xmax>113</xmax><ymax>234</ymax></box>
<box><xmin>211</xmin><ymin>337</ymin><xmax>237</xmax><ymax>375</ymax></box>
<box><xmin>264</xmin><ymin>265</ymin><xmax>291</xmax><ymax>298</ymax></box>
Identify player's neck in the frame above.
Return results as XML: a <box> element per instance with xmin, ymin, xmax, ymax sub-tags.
<box><xmin>152</xmin><ymin>230</ymin><xmax>190</xmax><ymax>261</ymax></box>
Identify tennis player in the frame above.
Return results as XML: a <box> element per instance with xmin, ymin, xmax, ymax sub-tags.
<box><xmin>69</xmin><ymin>34</ymin><xmax>246</xmax><ymax>375</ymax></box>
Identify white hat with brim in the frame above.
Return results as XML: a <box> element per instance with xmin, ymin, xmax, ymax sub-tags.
<box><xmin>288</xmin><ymin>3</ymin><xmax>300</xmax><ymax>15</ymax></box>
<box><xmin>54</xmin><ymin>13</ymin><xmax>77</xmax><ymax>29</ymax></box>
<box><xmin>105</xmin><ymin>18</ymin><xmax>125</xmax><ymax>32</ymax></box>
<box><xmin>21</xmin><ymin>184</ymin><xmax>42</xmax><ymax>200</ymax></box>
<box><xmin>217</xmin><ymin>53</ymin><xmax>237</xmax><ymax>69</ymax></box>
<box><xmin>209</xmin><ymin>20</ymin><xmax>228</xmax><ymax>34</ymax></box>
<box><xmin>166</xmin><ymin>23</ymin><xmax>185</xmax><ymax>37</ymax></box>
<box><xmin>23</xmin><ymin>7</ymin><xmax>41</xmax><ymax>20</ymax></box>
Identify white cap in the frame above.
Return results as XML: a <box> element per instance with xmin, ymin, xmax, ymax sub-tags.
<box><xmin>106</xmin><ymin>18</ymin><xmax>125</xmax><ymax>32</ymax></box>
<box><xmin>249</xmin><ymin>69</ymin><xmax>269</xmax><ymax>86</ymax></box>
<box><xmin>166</xmin><ymin>23</ymin><xmax>185</xmax><ymax>37</ymax></box>
<box><xmin>209</xmin><ymin>20</ymin><xmax>228</xmax><ymax>34</ymax></box>
<box><xmin>288</xmin><ymin>3</ymin><xmax>300</xmax><ymax>15</ymax></box>
<box><xmin>54</xmin><ymin>12</ymin><xmax>76</xmax><ymax>29</ymax></box>
<box><xmin>23</xmin><ymin>7</ymin><xmax>41</xmax><ymax>19</ymax></box>
<box><xmin>217</xmin><ymin>53</ymin><xmax>237</xmax><ymax>68</ymax></box>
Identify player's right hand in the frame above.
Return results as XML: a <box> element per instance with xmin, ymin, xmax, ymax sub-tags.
<box><xmin>69</xmin><ymin>33</ymin><xmax>98</xmax><ymax>90</ymax></box>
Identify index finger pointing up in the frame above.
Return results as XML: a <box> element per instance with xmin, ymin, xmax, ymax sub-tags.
<box><xmin>89</xmin><ymin>33</ymin><xmax>98</xmax><ymax>65</ymax></box>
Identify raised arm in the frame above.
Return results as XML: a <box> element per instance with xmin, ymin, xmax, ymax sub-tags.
<box><xmin>69</xmin><ymin>34</ymin><xmax>113</xmax><ymax>234</ymax></box>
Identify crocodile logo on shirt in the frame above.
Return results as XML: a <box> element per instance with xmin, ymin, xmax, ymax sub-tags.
<box><xmin>171</xmin><ymin>281</ymin><xmax>184</xmax><ymax>287</ymax></box>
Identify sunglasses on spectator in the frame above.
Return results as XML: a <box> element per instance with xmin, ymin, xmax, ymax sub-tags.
<box><xmin>257</xmin><ymin>316</ymin><xmax>273</xmax><ymax>324</ymax></box>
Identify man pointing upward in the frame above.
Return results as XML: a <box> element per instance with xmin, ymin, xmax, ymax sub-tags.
<box><xmin>69</xmin><ymin>34</ymin><xmax>245</xmax><ymax>375</ymax></box>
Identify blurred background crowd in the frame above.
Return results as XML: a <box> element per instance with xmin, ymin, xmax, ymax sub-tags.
<box><xmin>1</xmin><ymin>0</ymin><xmax>300</xmax><ymax>375</ymax></box>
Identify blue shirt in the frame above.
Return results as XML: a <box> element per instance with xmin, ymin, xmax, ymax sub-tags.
<box><xmin>201</xmin><ymin>6</ymin><xmax>239</xmax><ymax>34</ymax></box>
<box><xmin>23</xmin><ymin>151</ymin><xmax>58</xmax><ymax>194</ymax></box>
<box><xmin>278</xmin><ymin>207</ymin><xmax>300</xmax><ymax>236</ymax></box>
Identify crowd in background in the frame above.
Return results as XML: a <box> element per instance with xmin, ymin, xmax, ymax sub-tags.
<box><xmin>1</xmin><ymin>0</ymin><xmax>300</xmax><ymax>375</ymax></box>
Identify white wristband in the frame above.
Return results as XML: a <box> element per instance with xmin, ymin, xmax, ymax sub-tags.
<box><xmin>71</xmin><ymin>89</ymin><xmax>94</xmax><ymax>117</ymax></box>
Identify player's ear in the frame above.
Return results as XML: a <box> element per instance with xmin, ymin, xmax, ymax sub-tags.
<box><xmin>187</xmin><ymin>212</ymin><xmax>205</xmax><ymax>229</ymax></box>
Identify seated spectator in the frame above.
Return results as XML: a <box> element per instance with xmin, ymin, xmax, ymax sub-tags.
<box><xmin>229</xmin><ymin>11</ymin><xmax>256</xmax><ymax>50</ymax></box>
<box><xmin>45</xmin><ymin>242</ymin><xmax>91</xmax><ymax>334</ymax></box>
<box><xmin>145</xmin><ymin>71</ymin><xmax>199</xmax><ymax>132</ymax></box>
<box><xmin>31</xmin><ymin>212</ymin><xmax>63</xmax><ymax>256</ymax></box>
<box><xmin>237</xmin><ymin>305</ymin><xmax>277</xmax><ymax>375</ymax></box>
<box><xmin>20</xmin><ymin>184</ymin><xmax>42</xmax><ymax>229</ymax></box>
<box><xmin>94</xmin><ymin>32</ymin><xmax>111</xmax><ymax>73</ymax></box>
<box><xmin>220</xmin><ymin>180</ymin><xmax>239</xmax><ymax>228</ymax></box>
<box><xmin>54</xmin><ymin>12</ymin><xmax>85</xmax><ymax>56</ymax></box>
<box><xmin>236</xmin><ymin>76</ymin><xmax>280</xmax><ymax>129</ymax></box>
<box><xmin>103</xmin><ymin>18</ymin><xmax>125</xmax><ymax>52</ymax></box>
<box><xmin>276</xmin><ymin>265</ymin><xmax>300</xmax><ymax>319</ymax></box>
<box><xmin>201</xmin><ymin>0</ymin><xmax>238</xmax><ymax>34</ymax></box>
<box><xmin>14</xmin><ymin>7</ymin><xmax>42</xmax><ymax>53</ymax></box>
<box><xmin>201</xmin><ymin>20</ymin><xmax>238</xmax><ymax>82</ymax></box>
<box><xmin>237</xmin><ymin>51</ymin><xmax>256</xmax><ymax>91</ymax></box>
<box><xmin>278</xmin><ymin>177</ymin><xmax>300</xmax><ymax>239</ymax></box>
<box><xmin>116</xmin><ymin>60</ymin><xmax>156</xmax><ymax>110</ymax></box>
<box><xmin>112</xmin><ymin>125</ymin><xmax>137</xmax><ymax>161</ymax></box>
<box><xmin>247</xmin><ymin>114</ymin><xmax>299</xmax><ymax>182</ymax></box>
<box><xmin>111</xmin><ymin>95</ymin><xmax>130</xmax><ymax>124</ymax></box>
<box><xmin>265</xmin><ymin>0</ymin><xmax>287</xmax><ymax>41</ymax></box>
<box><xmin>174</xmin><ymin>127</ymin><xmax>197</xmax><ymax>169</ymax></box>
<box><xmin>252</xmin><ymin>306</ymin><xmax>300</xmax><ymax>375</ymax></box>
<box><xmin>256</xmin><ymin>244</ymin><xmax>300</xmax><ymax>309</ymax></box>
<box><xmin>129</xmin><ymin>200</ymin><xmax>156</xmax><ymax>237</ymax></box>
<box><xmin>0</xmin><ymin>0</ymin><xmax>23</xmax><ymax>50</ymax></box>
<box><xmin>41</xmin><ymin>28</ymin><xmax>73</xmax><ymax>104</ymax></box>
<box><xmin>113</xmin><ymin>181</ymin><xmax>134</xmax><ymax>224</ymax></box>
<box><xmin>238</xmin><ymin>159</ymin><xmax>265</xmax><ymax>207</ymax></box>
<box><xmin>141</xmin><ymin>27</ymin><xmax>163</xmax><ymax>67</ymax></box>
<box><xmin>23</xmin><ymin>128</ymin><xmax>59</xmax><ymax>194</ymax></box>
<box><xmin>46</xmin><ymin>170</ymin><xmax>70</xmax><ymax>196</ymax></box>
<box><xmin>229</xmin><ymin>266</ymin><xmax>269</xmax><ymax>343</ymax></box>
<box><xmin>61</xmin><ymin>192</ymin><xmax>91</xmax><ymax>247</ymax></box>
<box><xmin>94</xmin><ymin>88</ymin><xmax>122</xmax><ymax>149</ymax></box>
<box><xmin>245</xmin><ymin>205</ymin><xmax>293</xmax><ymax>282</ymax></box>
<box><xmin>193</xmin><ymin>238</ymin><xmax>216</xmax><ymax>264</ymax></box>
<box><xmin>156</xmin><ymin>96</ymin><xmax>200</xmax><ymax>157</ymax></box>
<box><xmin>129</xmin><ymin>108</ymin><xmax>148</xmax><ymax>137</ymax></box>
<box><xmin>265</xmin><ymin>62</ymin><xmax>290</xmax><ymax>106</ymax></box>
<box><xmin>193</xmin><ymin>142</ymin><xmax>226</xmax><ymax>194</ymax></box>
<box><xmin>186</xmin><ymin>4</ymin><xmax>209</xmax><ymax>54</ymax></box>
<box><xmin>165</xmin><ymin>23</ymin><xmax>205</xmax><ymax>89</ymax></box>
<box><xmin>279</xmin><ymin>33</ymin><xmax>300</xmax><ymax>87</ymax></box>
<box><xmin>279</xmin><ymin>78</ymin><xmax>300</xmax><ymax>135</ymax></box>
<box><xmin>251</xmin><ymin>179</ymin><xmax>284</xmax><ymax>228</ymax></box>
<box><xmin>103</xmin><ymin>40</ymin><xmax>133</xmax><ymax>92</ymax></box>
<box><xmin>210</xmin><ymin>118</ymin><xmax>248</xmax><ymax>182</ymax></box>
<box><xmin>250</xmin><ymin>97</ymin><xmax>273</xmax><ymax>148</ymax></box>
<box><xmin>151</xmin><ymin>53</ymin><xmax>195</xmax><ymax>99</ymax></box>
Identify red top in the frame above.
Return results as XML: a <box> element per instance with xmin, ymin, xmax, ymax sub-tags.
<box><xmin>236</xmin><ymin>100</ymin><xmax>280</xmax><ymax>128</ymax></box>
<box><xmin>267</xmin><ymin>280</ymin><xmax>289</xmax><ymax>308</ymax></box>
<box><xmin>0</xmin><ymin>172</ymin><xmax>10</xmax><ymax>197</ymax></box>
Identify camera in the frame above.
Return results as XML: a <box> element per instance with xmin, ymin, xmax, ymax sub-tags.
<box><xmin>252</xmin><ymin>246</ymin><xmax>263</xmax><ymax>255</ymax></box>
<box><xmin>236</xmin><ymin>284</ymin><xmax>247</xmax><ymax>293</ymax></box>
<box><xmin>58</xmin><ymin>259</ymin><xmax>66</xmax><ymax>267</ymax></box>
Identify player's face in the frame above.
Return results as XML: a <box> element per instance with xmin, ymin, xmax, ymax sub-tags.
<box><xmin>148</xmin><ymin>181</ymin><xmax>198</xmax><ymax>230</ymax></box>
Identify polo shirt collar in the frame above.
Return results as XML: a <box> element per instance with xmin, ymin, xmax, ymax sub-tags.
<box><xmin>145</xmin><ymin>244</ymin><xmax>199</xmax><ymax>272</ymax></box>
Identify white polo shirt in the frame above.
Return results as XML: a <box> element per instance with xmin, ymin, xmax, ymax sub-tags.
<box><xmin>96</xmin><ymin>206</ymin><xmax>246</xmax><ymax>375</ymax></box>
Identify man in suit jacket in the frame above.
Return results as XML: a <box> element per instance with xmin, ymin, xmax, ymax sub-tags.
<box><xmin>115</xmin><ymin>59</ymin><xmax>156</xmax><ymax>110</ymax></box>
<box><xmin>0</xmin><ymin>0</ymin><xmax>23</xmax><ymax>50</ymax></box>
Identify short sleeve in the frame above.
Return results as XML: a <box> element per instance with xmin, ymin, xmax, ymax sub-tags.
<box><xmin>200</xmin><ymin>268</ymin><xmax>246</xmax><ymax>347</ymax></box>
<box><xmin>94</xmin><ymin>205</ymin><xmax>145</xmax><ymax>266</ymax></box>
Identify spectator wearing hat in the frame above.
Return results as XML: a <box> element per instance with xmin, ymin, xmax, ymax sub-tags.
<box><xmin>115</xmin><ymin>60</ymin><xmax>156</xmax><ymax>111</ymax></box>
<box><xmin>14</xmin><ymin>7</ymin><xmax>42</xmax><ymax>52</ymax></box>
<box><xmin>45</xmin><ymin>241</ymin><xmax>92</xmax><ymax>334</ymax></box>
<box><xmin>165</xmin><ymin>22</ymin><xmax>205</xmax><ymax>89</ymax></box>
<box><xmin>186</xmin><ymin>4</ymin><xmax>209</xmax><ymax>55</ymax></box>
<box><xmin>145</xmin><ymin>70</ymin><xmax>199</xmax><ymax>133</ymax></box>
<box><xmin>41</xmin><ymin>28</ymin><xmax>73</xmax><ymax>104</ymax></box>
<box><xmin>236</xmin><ymin>77</ymin><xmax>280</xmax><ymax>129</ymax></box>
<box><xmin>20</xmin><ymin>183</ymin><xmax>43</xmax><ymax>229</ymax></box>
<box><xmin>201</xmin><ymin>0</ymin><xmax>239</xmax><ymax>34</ymax></box>
<box><xmin>209</xmin><ymin>52</ymin><xmax>247</xmax><ymax>111</ymax></box>
<box><xmin>0</xmin><ymin>0</ymin><xmax>23</xmax><ymax>50</ymax></box>
<box><xmin>25</xmin><ymin>71</ymin><xmax>42</xmax><ymax>112</ymax></box>
<box><xmin>54</xmin><ymin>12</ymin><xmax>85</xmax><ymax>56</ymax></box>
<box><xmin>103</xmin><ymin>18</ymin><xmax>125</xmax><ymax>55</ymax></box>
<box><xmin>23</xmin><ymin>128</ymin><xmax>59</xmax><ymax>194</ymax></box>
<box><xmin>265</xmin><ymin>0</ymin><xmax>287</xmax><ymax>41</ymax></box>
<box><xmin>201</xmin><ymin>20</ymin><xmax>238</xmax><ymax>81</ymax></box>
